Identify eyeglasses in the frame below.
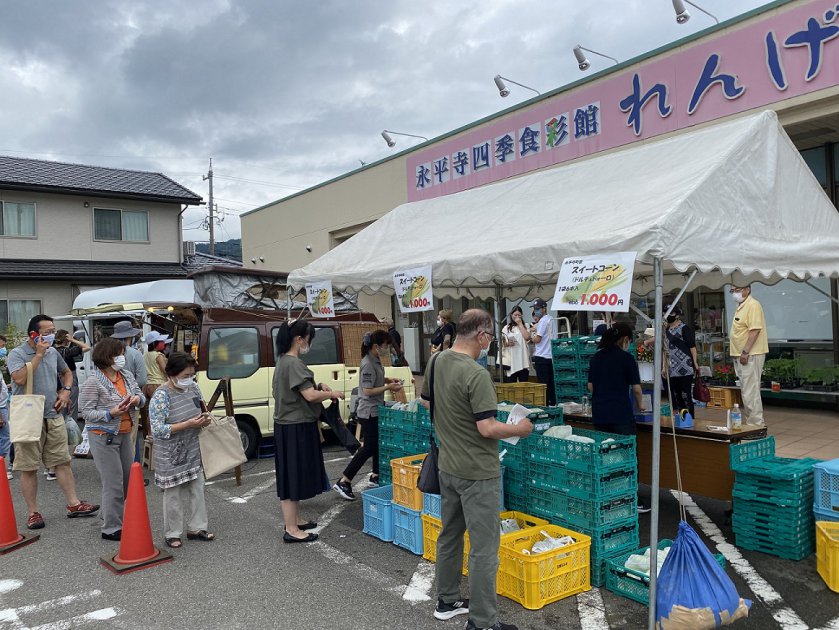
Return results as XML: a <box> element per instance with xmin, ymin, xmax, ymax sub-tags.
<box><xmin>481</xmin><ymin>330</ymin><xmax>495</xmax><ymax>340</ymax></box>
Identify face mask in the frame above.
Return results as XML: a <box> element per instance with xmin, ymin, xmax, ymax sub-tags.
<box><xmin>176</xmin><ymin>376</ymin><xmax>194</xmax><ymax>388</ymax></box>
<box><xmin>377</xmin><ymin>345</ymin><xmax>389</xmax><ymax>359</ymax></box>
<box><xmin>666</xmin><ymin>315</ymin><xmax>677</xmax><ymax>324</ymax></box>
<box><xmin>533</xmin><ymin>309</ymin><xmax>543</xmax><ymax>318</ymax></box>
<box><xmin>478</xmin><ymin>348</ymin><xmax>488</xmax><ymax>360</ymax></box>
<box><xmin>0</xmin><ymin>347</ymin><xmax>6</xmax><ymax>358</ymax></box>
<box><xmin>436</xmin><ymin>319</ymin><xmax>442</xmax><ymax>327</ymax></box>
<box><xmin>112</xmin><ymin>355</ymin><xmax>126</xmax><ymax>371</ymax></box>
<box><xmin>299</xmin><ymin>342</ymin><xmax>311</xmax><ymax>355</ymax></box>
<box><xmin>39</xmin><ymin>334</ymin><xmax>55</xmax><ymax>346</ymax></box>
<box><xmin>732</xmin><ymin>291</ymin><xmax>745</xmax><ymax>303</ymax></box>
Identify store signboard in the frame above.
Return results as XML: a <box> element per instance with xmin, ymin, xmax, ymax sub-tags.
<box><xmin>393</xmin><ymin>265</ymin><xmax>434</xmax><ymax>313</ymax></box>
<box><xmin>551</xmin><ymin>252</ymin><xmax>638</xmax><ymax>312</ymax></box>
<box><xmin>407</xmin><ymin>0</ymin><xmax>839</xmax><ymax>202</ymax></box>
<box><xmin>305</xmin><ymin>280</ymin><xmax>335</xmax><ymax>318</ymax></box>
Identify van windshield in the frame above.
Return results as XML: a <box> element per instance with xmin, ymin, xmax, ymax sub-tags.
<box><xmin>271</xmin><ymin>326</ymin><xmax>338</xmax><ymax>365</ymax></box>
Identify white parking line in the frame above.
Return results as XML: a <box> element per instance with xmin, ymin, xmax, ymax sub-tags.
<box><xmin>225</xmin><ymin>477</ymin><xmax>276</xmax><ymax>504</ymax></box>
<box><xmin>577</xmin><ymin>588</ymin><xmax>608</xmax><ymax>630</ymax></box>
<box><xmin>205</xmin><ymin>469</ymin><xmax>273</xmax><ymax>486</ymax></box>
<box><xmin>402</xmin><ymin>561</ymin><xmax>435</xmax><ymax>603</ymax></box>
<box><xmin>30</xmin><ymin>607</ymin><xmax>122</xmax><ymax>630</ymax></box>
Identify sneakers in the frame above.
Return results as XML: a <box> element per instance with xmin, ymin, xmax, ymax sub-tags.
<box><xmin>6</xmin><ymin>470</ymin><xmax>12</xmax><ymax>480</ymax></box>
<box><xmin>67</xmin><ymin>501</ymin><xmax>99</xmax><ymax>518</ymax></box>
<box><xmin>27</xmin><ymin>512</ymin><xmax>45</xmax><ymax>530</ymax></box>
<box><xmin>638</xmin><ymin>503</ymin><xmax>652</xmax><ymax>514</ymax></box>
<box><xmin>45</xmin><ymin>471</ymin><xmax>57</xmax><ymax>481</ymax></box>
<box><xmin>464</xmin><ymin>620</ymin><xmax>517</xmax><ymax>630</ymax></box>
<box><xmin>433</xmin><ymin>598</ymin><xmax>469</xmax><ymax>620</ymax></box>
<box><xmin>368</xmin><ymin>474</ymin><xmax>379</xmax><ymax>487</ymax></box>
<box><xmin>332</xmin><ymin>480</ymin><xmax>356</xmax><ymax>501</ymax></box>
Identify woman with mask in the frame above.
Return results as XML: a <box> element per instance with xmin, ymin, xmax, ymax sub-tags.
<box><xmin>78</xmin><ymin>338</ymin><xmax>144</xmax><ymax>540</ymax></box>
<box><xmin>501</xmin><ymin>306</ymin><xmax>531</xmax><ymax>382</ymax></box>
<box><xmin>149</xmin><ymin>352</ymin><xmax>213</xmax><ymax>548</ymax></box>
<box><xmin>662</xmin><ymin>305</ymin><xmax>700</xmax><ymax>419</ymax></box>
<box><xmin>333</xmin><ymin>330</ymin><xmax>402</xmax><ymax>500</ymax></box>
<box><xmin>273</xmin><ymin>320</ymin><xmax>345</xmax><ymax>543</ymax></box>
<box><xmin>430</xmin><ymin>309</ymin><xmax>455</xmax><ymax>354</ymax></box>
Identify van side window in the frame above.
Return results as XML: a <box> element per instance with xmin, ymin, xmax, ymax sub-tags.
<box><xmin>207</xmin><ymin>327</ymin><xmax>260</xmax><ymax>379</ymax></box>
<box><xmin>272</xmin><ymin>326</ymin><xmax>338</xmax><ymax>365</ymax></box>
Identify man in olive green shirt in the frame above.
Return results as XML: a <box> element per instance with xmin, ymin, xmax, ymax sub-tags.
<box><xmin>422</xmin><ymin>309</ymin><xmax>532</xmax><ymax>630</ymax></box>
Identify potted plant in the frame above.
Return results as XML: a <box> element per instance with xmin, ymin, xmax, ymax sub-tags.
<box><xmin>764</xmin><ymin>358</ymin><xmax>803</xmax><ymax>389</ymax></box>
<box><xmin>804</xmin><ymin>366</ymin><xmax>839</xmax><ymax>392</ymax></box>
<box><xmin>636</xmin><ymin>344</ymin><xmax>655</xmax><ymax>382</ymax></box>
<box><xmin>710</xmin><ymin>362</ymin><xmax>735</xmax><ymax>386</ymax></box>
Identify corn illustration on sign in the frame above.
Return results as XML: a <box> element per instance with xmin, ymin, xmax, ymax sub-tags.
<box><xmin>305</xmin><ymin>280</ymin><xmax>336</xmax><ymax>318</ymax></box>
<box><xmin>551</xmin><ymin>252</ymin><xmax>637</xmax><ymax>312</ymax></box>
<box><xmin>393</xmin><ymin>264</ymin><xmax>434</xmax><ymax>313</ymax></box>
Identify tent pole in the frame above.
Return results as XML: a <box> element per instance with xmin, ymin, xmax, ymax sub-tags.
<box><xmin>804</xmin><ymin>279</ymin><xmax>839</xmax><ymax>306</ymax></box>
<box><xmin>648</xmin><ymin>256</ymin><xmax>664</xmax><ymax>630</ymax></box>
<box><xmin>495</xmin><ymin>284</ymin><xmax>505</xmax><ymax>384</ymax></box>
<box><xmin>664</xmin><ymin>270</ymin><xmax>698</xmax><ymax>317</ymax></box>
<box><xmin>630</xmin><ymin>303</ymin><xmax>654</xmax><ymax>325</ymax></box>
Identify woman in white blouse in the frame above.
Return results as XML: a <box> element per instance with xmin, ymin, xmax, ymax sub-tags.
<box><xmin>501</xmin><ymin>306</ymin><xmax>532</xmax><ymax>382</ymax></box>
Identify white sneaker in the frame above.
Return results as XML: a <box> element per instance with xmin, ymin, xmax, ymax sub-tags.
<box><xmin>6</xmin><ymin>470</ymin><xmax>12</xmax><ymax>480</ymax></box>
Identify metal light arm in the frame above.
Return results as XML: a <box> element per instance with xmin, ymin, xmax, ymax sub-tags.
<box><xmin>684</xmin><ymin>0</ymin><xmax>719</xmax><ymax>23</ymax></box>
<box><xmin>577</xmin><ymin>45</ymin><xmax>619</xmax><ymax>66</ymax></box>
<box><xmin>494</xmin><ymin>75</ymin><xmax>541</xmax><ymax>97</ymax></box>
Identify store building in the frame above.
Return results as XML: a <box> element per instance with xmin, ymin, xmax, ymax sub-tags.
<box><xmin>242</xmin><ymin>0</ymin><xmax>839</xmax><ymax>378</ymax></box>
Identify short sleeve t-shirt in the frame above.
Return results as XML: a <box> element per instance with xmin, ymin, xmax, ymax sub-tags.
<box><xmin>533</xmin><ymin>315</ymin><xmax>556</xmax><ymax>359</ymax></box>
<box><xmin>587</xmin><ymin>345</ymin><xmax>641</xmax><ymax>426</ymax></box>
<box><xmin>729</xmin><ymin>296</ymin><xmax>769</xmax><ymax>356</ymax></box>
<box><xmin>421</xmin><ymin>350</ymin><xmax>499</xmax><ymax>480</ymax></box>
<box><xmin>7</xmin><ymin>343</ymin><xmax>69</xmax><ymax>419</ymax></box>
<box><xmin>357</xmin><ymin>354</ymin><xmax>385</xmax><ymax>419</ymax></box>
<box><xmin>273</xmin><ymin>354</ymin><xmax>321</xmax><ymax>425</ymax></box>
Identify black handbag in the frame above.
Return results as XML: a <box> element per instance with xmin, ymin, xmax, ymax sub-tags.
<box><xmin>417</xmin><ymin>353</ymin><xmax>441</xmax><ymax>494</ymax></box>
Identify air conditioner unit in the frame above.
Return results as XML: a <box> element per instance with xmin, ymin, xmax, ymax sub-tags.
<box><xmin>183</xmin><ymin>241</ymin><xmax>196</xmax><ymax>258</ymax></box>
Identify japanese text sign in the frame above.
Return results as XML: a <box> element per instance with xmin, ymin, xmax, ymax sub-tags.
<box><xmin>305</xmin><ymin>280</ymin><xmax>335</xmax><ymax>318</ymax></box>
<box><xmin>551</xmin><ymin>252</ymin><xmax>638</xmax><ymax>312</ymax></box>
<box><xmin>393</xmin><ymin>265</ymin><xmax>434</xmax><ymax>313</ymax></box>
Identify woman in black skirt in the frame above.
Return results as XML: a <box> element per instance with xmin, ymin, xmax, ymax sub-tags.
<box><xmin>273</xmin><ymin>320</ymin><xmax>345</xmax><ymax>543</ymax></box>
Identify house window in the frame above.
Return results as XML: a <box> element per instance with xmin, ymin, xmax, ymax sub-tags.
<box><xmin>0</xmin><ymin>202</ymin><xmax>36</xmax><ymax>237</ymax></box>
<box><xmin>93</xmin><ymin>208</ymin><xmax>149</xmax><ymax>242</ymax></box>
<box><xmin>0</xmin><ymin>299</ymin><xmax>42</xmax><ymax>331</ymax></box>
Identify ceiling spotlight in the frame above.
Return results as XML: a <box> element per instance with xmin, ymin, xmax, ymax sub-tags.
<box><xmin>672</xmin><ymin>0</ymin><xmax>719</xmax><ymax>24</ymax></box>
<box><xmin>380</xmin><ymin>130</ymin><xmax>429</xmax><ymax>148</ymax></box>
<box><xmin>251</xmin><ymin>258</ymin><xmax>256</xmax><ymax>264</ymax></box>
<box><xmin>305</xmin><ymin>245</ymin><xmax>312</xmax><ymax>253</ymax></box>
<box><xmin>493</xmin><ymin>74</ymin><xmax>539</xmax><ymax>98</ymax></box>
<box><xmin>573</xmin><ymin>44</ymin><xmax>619</xmax><ymax>72</ymax></box>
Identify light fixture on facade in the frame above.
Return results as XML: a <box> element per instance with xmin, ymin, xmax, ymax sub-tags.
<box><xmin>573</xmin><ymin>44</ymin><xmax>619</xmax><ymax>71</ymax></box>
<box><xmin>493</xmin><ymin>75</ymin><xmax>540</xmax><ymax>98</ymax></box>
<box><xmin>672</xmin><ymin>0</ymin><xmax>719</xmax><ymax>24</ymax></box>
<box><xmin>381</xmin><ymin>130</ymin><xmax>429</xmax><ymax>148</ymax></box>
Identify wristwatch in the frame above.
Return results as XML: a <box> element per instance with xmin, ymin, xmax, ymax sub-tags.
<box><xmin>61</xmin><ymin>386</ymin><xmax>71</xmax><ymax>391</ymax></box>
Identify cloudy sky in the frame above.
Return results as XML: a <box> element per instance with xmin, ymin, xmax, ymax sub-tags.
<box><xmin>0</xmin><ymin>0</ymin><xmax>768</xmax><ymax>244</ymax></box>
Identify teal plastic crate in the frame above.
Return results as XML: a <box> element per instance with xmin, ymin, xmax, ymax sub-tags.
<box><xmin>581</xmin><ymin>519</ymin><xmax>640</xmax><ymax>559</ymax></box>
<box><xmin>733</xmin><ymin>498</ymin><xmax>813</xmax><ymax>522</ymax></box>
<box><xmin>735</xmin><ymin>532</ymin><xmax>814</xmax><ymax>560</ymax></box>
<box><xmin>552</xmin><ymin>354</ymin><xmax>579</xmax><ymax>368</ymax></box>
<box><xmin>732</xmin><ymin>485</ymin><xmax>813</xmax><ymax>508</ymax></box>
<box><xmin>734</xmin><ymin>456</ymin><xmax>821</xmax><ymax>481</ymax></box>
<box><xmin>729</xmin><ymin>437</ymin><xmax>775</xmax><ymax>471</ymax></box>
<box><xmin>530</xmin><ymin>488</ymin><xmax>636</xmax><ymax>529</ymax></box>
<box><xmin>528</xmin><ymin>428</ymin><xmax>636</xmax><ymax>473</ymax></box>
<box><xmin>497</xmin><ymin>405</ymin><xmax>564</xmax><ymax>433</ymax></box>
<box><xmin>577</xmin><ymin>335</ymin><xmax>601</xmax><ymax>356</ymax></box>
<box><xmin>528</xmin><ymin>461</ymin><xmax>637</xmax><ymax>500</ymax></box>
<box><xmin>555</xmin><ymin>381</ymin><xmax>585</xmax><ymax>398</ymax></box>
<box><xmin>392</xmin><ymin>504</ymin><xmax>424</xmax><ymax>554</ymax></box>
<box><xmin>553</xmin><ymin>365</ymin><xmax>582</xmax><ymax>382</ymax></box>
<box><xmin>551</xmin><ymin>337</ymin><xmax>578</xmax><ymax>356</ymax></box>
<box><xmin>362</xmin><ymin>485</ymin><xmax>394</xmax><ymax>542</ymax></box>
<box><xmin>504</xmin><ymin>491</ymin><xmax>529</xmax><ymax>512</ymax></box>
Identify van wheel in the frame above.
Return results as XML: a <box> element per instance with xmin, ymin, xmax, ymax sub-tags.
<box><xmin>236</xmin><ymin>420</ymin><xmax>258</xmax><ymax>460</ymax></box>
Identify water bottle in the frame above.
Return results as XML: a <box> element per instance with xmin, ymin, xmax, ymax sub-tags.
<box><xmin>731</xmin><ymin>403</ymin><xmax>742</xmax><ymax>431</ymax></box>
<box><xmin>581</xmin><ymin>395</ymin><xmax>590</xmax><ymax>415</ymax></box>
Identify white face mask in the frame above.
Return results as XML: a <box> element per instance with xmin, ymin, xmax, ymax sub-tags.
<box><xmin>176</xmin><ymin>376</ymin><xmax>194</xmax><ymax>388</ymax></box>
<box><xmin>732</xmin><ymin>291</ymin><xmax>745</xmax><ymax>304</ymax></box>
<box><xmin>478</xmin><ymin>348</ymin><xmax>488</xmax><ymax>360</ymax></box>
<box><xmin>112</xmin><ymin>355</ymin><xmax>126</xmax><ymax>371</ymax></box>
<box><xmin>436</xmin><ymin>318</ymin><xmax>442</xmax><ymax>327</ymax></box>
<box><xmin>299</xmin><ymin>342</ymin><xmax>311</xmax><ymax>355</ymax></box>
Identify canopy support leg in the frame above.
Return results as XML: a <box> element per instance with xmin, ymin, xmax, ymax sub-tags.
<box><xmin>648</xmin><ymin>256</ymin><xmax>664</xmax><ymax>630</ymax></box>
<box><xmin>663</xmin><ymin>270</ymin><xmax>698</xmax><ymax>318</ymax></box>
<box><xmin>630</xmin><ymin>303</ymin><xmax>653</xmax><ymax>325</ymax></box>
<box><xmin>495</xmin><ymin>284</ymin><xmax>505</xmax><ymax>383</ymax></box>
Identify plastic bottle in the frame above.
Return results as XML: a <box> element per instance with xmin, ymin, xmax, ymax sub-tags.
<box><xmin>731</xmin><ymin>403</ymin><xmax>742</xmax><ymax>431</ymax></box>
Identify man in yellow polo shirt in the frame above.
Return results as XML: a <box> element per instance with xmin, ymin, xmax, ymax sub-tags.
<box><xmin>729</xmin><ymin>284</ymin><xmax>769</xmax><ymax>426</ymax></box>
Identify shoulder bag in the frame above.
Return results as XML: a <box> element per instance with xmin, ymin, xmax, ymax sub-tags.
<box><xmin>9</xmin><ymin>362</ymin><xmax>46</xmax><ymax>443</ymax></box>
<box><xmin>199</xmin><ymin>414</ymin><xmax>248</xmax><ymax>480</ymax></box>
<box><xmin>416</xmin><ymin>353</ymin><xmax>441</xmax><ymax>494</ymax></box>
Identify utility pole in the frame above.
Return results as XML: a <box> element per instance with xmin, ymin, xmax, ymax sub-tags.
<box><xmin>203</xmin><ymin>158</ymin><xmax>215</xmax><ymax>255</ymax></box>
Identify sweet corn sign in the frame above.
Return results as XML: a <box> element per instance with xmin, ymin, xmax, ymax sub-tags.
<box><xmin>393</xmin><ymin>265</ymin><xmax>434</xmax><ymax>313</ymax></box>
<box><xmin>552</xmin><ymin>252</ymin><xmax>637</xmax><ymax>312</ymax></box>
<box><xmin>305</xmin><ymin>280</ymin><xmax>336</xmax><ymax>317</ymax></box>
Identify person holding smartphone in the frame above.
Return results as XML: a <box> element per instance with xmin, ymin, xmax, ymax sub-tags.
<box><xmin>78</xmin><ymin>337</ymin><xmax>145</xmax><ymax>540</ymax></box>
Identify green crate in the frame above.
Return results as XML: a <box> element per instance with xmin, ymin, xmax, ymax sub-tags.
<box><xmin>732</xmin><ymin>517</ymin><xmax>813</xmax><ymax>544</ymax></box>
<box><xmin>734</xmin><ymin>456</ymin><xmax>821</xmax><ymax>481</ymax></box>
<box><xmin>734</xmin><ymin>532</ymin><xmax>814</xmax><ymax>560</ymax></box>
<box><xmin>552</xmin><ymin>354</ymin><xmax>579</xmax><ymax>368</ymax></box>
<box><xmin>559</xmin><ymin>517</ymin><xmax>639</xmax><ymax>559</ymax></box>
<box><xmin>554</xmin><ymin>365</ymin><xmax>582</xmax><ymax>381</ymax></box>
<box><xmin>502</xmin><ymin>466</ymin><xmax>530</xmax><ymax>495</ymax></box>
<box><xmin>504</xmin><ymin>491</ymin><xmax>529</xmax><ymax>512</ymax></box>
<box><xmin>528</xmin><ymin>428</ymin><xmax>636</xmax><ymax>473</ymax></box>
<box><xmin>578</xmin><ymin>335</ymin><xmax>601</xmax><ymax>356</ymax></box>
<box><xmin>530</xmin><ymin>488</ymin><xmax>636</xmax><ymax>529</ymax></box>
<box><xmin>729</xmin><ymin>437</ymin><xmax>775</xmax><ymax>471</ymax></box>
<box><xmin>732</xmin><ymin>485</ymin><xmax>813</xmax><ymax>508</ymax></box>
<box><xmin>528</xmin><ymin>462</ymin><xmax>637</xmax><ymax>500</ymax></box>
<box><xmin>733</xmin><ymin>499</ymin><xmax>813</xmax><ymax>522</ymax></box>
<box><xmin>555</xmin><ymin>381</ymin><xmax>585</xmax><ymax>398</ymax></box>
<box><xmin>497</xmin><ymin>405</ymin><xmax>564</xmax><ymax>432</ymax></box>
<box><xmin>551</xmin><ymin>337</ymin><xmax>579</xmax><ymax>356</ymax></box>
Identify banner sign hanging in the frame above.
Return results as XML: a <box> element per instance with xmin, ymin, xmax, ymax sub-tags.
<box><xmin>393</xmin><ymin>265</ymin><xmax>434</xmax><ymax>313</ymax></box>
<box><xmin>305</xmin><ymin>280</ymin><xmax>336</xmax><ymax>318</ymax></box>
<box><xmin>551</xmin><ymin>251</ymin><xmax>637</xmax><ymax>312</ymax></box>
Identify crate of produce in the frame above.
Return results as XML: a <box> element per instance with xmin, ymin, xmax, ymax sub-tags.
<box><xmin>497</xmin><ymin>404</ymin><xmax>563</xmax><ymax>434</ymax></box>
<box><xmin>497</xmin><ymin>524</ymin><xmax>591</xmax><ymax>610</ymax></box>
<box><xmin>461</xmin><ymin>511</ymin><xmax>551</xmax><ymax>576</ymax></box>
<box><xmin>362</xmin><ymin>484</ymin><xmax>394</xmax><ymax>542</ymax></box>
<box><xmin>606</xmin><ymin>540</ymin><xmax>725</xmax><ymax>605</ymax></box>
<box><xmin>421</xmin><ymin>514</ymin><xmax>444</xmax><ymax>563</ymax></box>
<box><xmin>817</xmin><ymin>521</ymin><xmax>839</xmax><ymax>592</ymax></box>
<box><xmin>496</xmin><ymin>382</ymin><xmax>547</xmax><ymax>406</ymax></box>
<box><xmin>551</xmin><ymin>338</ymin><xmax>578</xmax><ymax>357</ymax></box>
<box><xmin>529</xmin><ymin>462</ymin><xmax>637</xmax><ymax>500</ymax></box>
<box><xmin>814</xmin><ymin>460</ymin><xmax>839</xmax><ymax>514</ymax></box>
<box><xmin>708</xmin><ymin>386</ymin><xmax>742</xmax><ymax>409</ymax></box>
<box><xmin>391</xmin><ymin>453</ymin><xmax>427</xmax><ymax>510</ymax></box>
<box><xmin>528</xmin><ymin>428</ymin><xmax>636</xmax><ymax>473</ymax></box>
<box><xmin>530</xmin><ymin>489</ymin><xmax>636</xmax><ymax>529</ymax></box>
<box><xmin>729</xmin><ymin>436</ymin><xmax>774</xmax><ymax>471</ymax></box>
<box><xmin>392</xmin><ymin>503</ymin><xmax>424</xmax><ymax>554</ymax></box>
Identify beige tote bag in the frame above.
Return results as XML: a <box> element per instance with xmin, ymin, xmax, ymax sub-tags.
<box><xmin>9</xmin><ymin>362</ymin><xmax>45</xmax><ymax>443</ymax></box>
<box><xmin>198</xmin><ymin>414</ymin><xmax>247</xmax><ymax>480</ymax></box>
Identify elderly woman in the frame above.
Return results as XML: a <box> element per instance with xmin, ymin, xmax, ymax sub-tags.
<box><xmin>431</xmin><ymin>308</ymin><xmax>455</xmax><ymax>354</ymax></box>
<box><xmin>78</xmin><ymin>337</ymin><xmax>145</xmax><ymax>540</ymax></box>
<box><xmin>149</xmin><ymin>352</ymin><xmax>213</xmax><ymax>549</ymax></box>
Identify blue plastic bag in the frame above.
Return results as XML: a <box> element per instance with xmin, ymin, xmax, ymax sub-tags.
<box><xmin>656</xmin><ymin>521</ymin><xmax>751</xmax><ymax>629</ymax></box>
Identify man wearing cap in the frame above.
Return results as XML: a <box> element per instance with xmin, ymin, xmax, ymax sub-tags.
<box><xmin>729</xmin><ymin>284</ymin><xmax>768</xmax><ymax>426</ymax></box>
<box><xmin>529</xmin><ymin>298</ymin><xmax>557</xmax><ymax>406</ymax></box>
<box><xmin>111</xmin><ymin>321</ymin><xmax>148</xmax><ymax>460</ymax></box>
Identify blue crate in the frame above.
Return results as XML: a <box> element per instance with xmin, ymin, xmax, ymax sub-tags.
<box><xmin>362</xmin><ymin>485</ymin><xmax>394</xmax><ymax>542</ymax></box>
<box><xmin>423</xmin><ymin>492</ymin><xmax>442</xmax><ymax>519</ymax></box>
<box><xmin>814</xmin><ymin>505</ymin><xmax>839</xmax><ymax>522</ymax></box>
<box><xmin>392</xmin><ymin>504</ymin><xmax>424</xmax><ymax>554</ymax></box>
<box><xmin>814</xmin><ymin>460</ymin><xmax>839</xmax><ymax>514</ymax></box>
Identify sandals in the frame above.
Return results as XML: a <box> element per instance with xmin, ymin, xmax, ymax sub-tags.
<box><xmin>186</xmin><ymin>530</ymin><xmax>215</xmax><ymax>541</ymax></box>
<box><xmin>165</xmin><ymin>537</ymin><xmax>182</xmax><ymax>548</ymax></box>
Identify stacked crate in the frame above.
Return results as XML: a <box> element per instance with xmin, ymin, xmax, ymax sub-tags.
<box><xmin>813</xmin><ymin>460</ymin><xmax>839</xmax><ymax>523</ymax></box>
<box><xmin>378</xmin><ymin>404</ymin><xmax>433</xmax><ymax>486</ymax></box>
<box><xmin>730</xmin><ymin>437</ymin><xmax>820</xmax><ymax>560</ymax></box>
<box><xmin>524</xmin><ymin>427</ymin><xmax>639</xmax><ymax>587</ymax></box>
<box><xmin>551</xmin><ymin>335</ymin><xmax>600</xmax><ymax>403</ymax></box>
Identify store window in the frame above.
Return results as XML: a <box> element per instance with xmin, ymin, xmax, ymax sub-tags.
<box><xmin>0</xmin><ymin>299</ymin><xmax>42</xmax><ymax>331</ymax></box>
<box><xmin>802</xmin><ymin>146</ymin><xmax>828</xmax><ymax>190</ymax></box>
<box><xmin>93</xmin><ymin>208</ymin><xmax>149</xmax><ymax>242</ymax></box>
<box><xmin>206</xmin><ymin>327</ymin><xmax>259</xmax><ymax>379</ymax></box>
<box><xmin>0</xmin><ymin>201</ymin><xmax>36</xmax><ymax>237</ymax></box>
<box><xmin>272</xmin><ymin>326</ymin><xmax>338</xmax><ymax>365</ymax></box>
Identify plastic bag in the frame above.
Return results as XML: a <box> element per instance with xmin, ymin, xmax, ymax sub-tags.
<box><xmin>65</xmin><ymin>417</ymin><xmax>82</xmax><ymax>448</ymax></box>
<box><xmin>500</xmin><ymin>518</ymin><xmax>520</xmax><ymax>535</ymax></box>
<box><xmin>626</xmin><ymin>546</ymin><xmax>670</xmax><ymax>576</ymax></box>
<box><xmin>531</xmin><ymin>530</ymin><xmax>576</xmax><ymax>554</ymax></box>
<box><xmin>544</xmin><ymin>425</ymin><xmax>573</xmax><ymax>439</ymax></box>
<box><xmin>656</xmin><ymin>522</ymin><xmax>750</xmax><ymax>629</ymax></box>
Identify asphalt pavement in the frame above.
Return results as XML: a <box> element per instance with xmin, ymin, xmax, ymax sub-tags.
<box><xmin>1</xmin><ymin>442</ymin><xmax>837</xmax><ymax>630</ymax></box>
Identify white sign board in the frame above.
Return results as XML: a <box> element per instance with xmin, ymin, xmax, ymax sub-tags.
<box><xmin>551</xmin><ymin>252</ymin><xmax>637</xmax><ymax>312</ymax></box>
<box><xmin>305</xmin><ymin>280</ymin><xmax>336</xmax><ymax>318</ymax></box>
<box><xmin>393</xmin><ymin>265</ymin><xmax>434</xmax><ymax>313</ymax></box>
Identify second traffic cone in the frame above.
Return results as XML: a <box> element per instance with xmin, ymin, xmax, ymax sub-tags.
<box><xmin>0</xmin><ymin>456</ymin><xmax>39</xmax><ymax>554</ymax></box>
<box><xmin>101</xmin><ymin>462</ymin><xmax>171</xmax><ymax>574</ymax></box>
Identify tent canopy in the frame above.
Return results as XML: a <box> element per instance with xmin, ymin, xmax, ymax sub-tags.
<box><xmin>289</xmin><ymin>111</ymin><xmax>839</xmax><ymax>297</ymax></box>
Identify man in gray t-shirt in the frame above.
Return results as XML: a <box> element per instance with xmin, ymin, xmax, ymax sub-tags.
<box><xmin>7</xmin><ymin>314</ymin><xmax>99</xmax><ymax>530</ymax></box>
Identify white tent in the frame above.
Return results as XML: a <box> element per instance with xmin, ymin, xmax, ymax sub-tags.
<box><xmin>289</xmin><ymin>109</ymin><xmax>839</xmax><ymax>627</ymax></box>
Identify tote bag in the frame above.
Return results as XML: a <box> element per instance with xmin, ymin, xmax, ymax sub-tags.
<box><xmin>9</xmin><ymin>362</ymin><xmax>45</xmax><ymax>443</ymax></box>
<box><xmin>198</xmin><ymin>414</ymin><xmax>247</xmax><ymax>480</ymax></box>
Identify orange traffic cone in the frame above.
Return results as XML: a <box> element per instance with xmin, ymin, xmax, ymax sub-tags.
<box><xmin>0</xmin><ymin>456</ymin><xmax>39</xmax><ymax>554</ymax></box>
<box><xmin>101</xmin><ymin>462</ymin><xmax>172</xmax><ymax>573</ymax></box>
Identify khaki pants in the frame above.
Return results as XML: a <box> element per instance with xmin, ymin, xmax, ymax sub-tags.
<box><xmin>734</xmin><ymin>353</ymin><xmax>765</xmax><ymax>425</ymax></box>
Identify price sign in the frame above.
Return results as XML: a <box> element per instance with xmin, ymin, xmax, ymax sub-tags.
<box><xmin>305</xmin><ymin>280</ymin><xmax>336</xmax><ymax>318</ymax></box>
<box><xmin>551</xmin><ymin>252</ymin><xmax>637</xmax><ymax>312</ymax></box>
<box><xmin>393</xmin><ymin>265</ymin><xmax>434</xmax><ymax>313</ymax></box>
